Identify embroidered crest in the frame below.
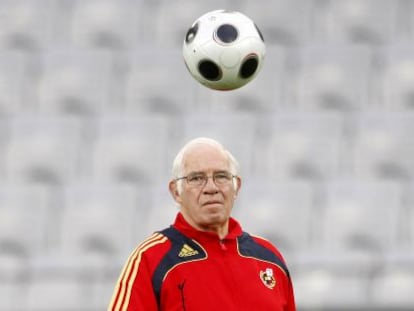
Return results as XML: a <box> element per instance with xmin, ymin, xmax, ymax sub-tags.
<box><xmin>260</xmin><ymin>268</ymin><xmax>276</xmax><ymax>289</ymax></box>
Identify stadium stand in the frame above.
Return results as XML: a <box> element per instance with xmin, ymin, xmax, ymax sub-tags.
<box><xmin>0</xmin><ymin>0</ymin><xmax>413</xmax><ymax>310</ymax></box>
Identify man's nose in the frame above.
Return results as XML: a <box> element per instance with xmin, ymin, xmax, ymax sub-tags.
<box><xmin>203</xmin><ymin>176</ymin><xmax>219</xmax><ymax>193</ymax></box>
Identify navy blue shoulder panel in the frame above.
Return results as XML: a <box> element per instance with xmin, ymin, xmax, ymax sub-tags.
<box><xmin>238</xmin><ymin>232</ymin><xmax>290</xmax><ymax>279</ymax></box>
<box><xmin>152</xmin><ymin>226</ymin><xmax>207</xmax><ymax>306</ymax></box>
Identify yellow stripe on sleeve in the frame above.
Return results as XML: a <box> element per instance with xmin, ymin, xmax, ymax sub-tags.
<box><xmin>108</xmin><ymin>233</ymin><xmax>168</xmax><ymax>311</ymax></box>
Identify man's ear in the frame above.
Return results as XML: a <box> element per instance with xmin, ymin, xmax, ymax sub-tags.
<box><xmin>234</xmin><ymin>176</ymin><xmax>242</xmax><ymax>196</ymax></box>
<box><xmin>169</xmin><ymin>180</ymin><xmax>182</xmax><ymax>204</ymax></box>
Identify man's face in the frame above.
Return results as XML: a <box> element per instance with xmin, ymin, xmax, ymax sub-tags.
<box><xmin>169</xmin><ymin>144</ymin><xmax>241</xmax><ymax>233</ymax></box>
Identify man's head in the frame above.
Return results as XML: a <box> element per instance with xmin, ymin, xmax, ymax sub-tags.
<box><xmin>169</xmin><ymin>137</ymin><xmax>242</xmax><ymax>236</ymax></box>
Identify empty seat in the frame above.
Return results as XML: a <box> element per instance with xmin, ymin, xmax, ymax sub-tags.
<box><xmin>243</xmin><ymin>0</ymin><xmax>313</xmax><ymax>45</ymax></box>
<box><xmin>316</xmin><ymin>0</ymin><xmax>398</xmax><ymax>45</ymax></box>
<box><xmin>407</xmin><ymin>188</ymin><xmax>414</xmax><ymax>244</ymax></box>
<box><xmin>91</xmin><ymin>277</ymin><xmax>120</xmax><ymax>311</ymax></box>
<box><xmin>124</xmin><ymin>48</ymin><xmax>196</xmax><ymax>115</ymax></box>
<box><xmin>0</xmin><ymin>185</ymin><xmax>51</xmax><ymax>279</ymax></box>
<box><xmin>261</xmin><ymin>112</ymin><xmax>345</xmax><ymax>181</ymax></box>
<box><xmin>295</xmin><ymin>44</ymin><xmax>372</xmax><ymax>111</ymax></box>
<box><xmin>370</xmin><ymin>258</ymin><xmax>414</xmax><ymax>308</ymax></box>
<box><xmin>234</xmin><ymin>180</ymin><xmax>314</xmax><ymax>257</ymax></box>
<box><xmin>0</xmin><ymin>51</ymin><xmax>33</xmax><ymax>115</ymax></box>
<box><xmin>293</xmin><ymin>262</ymin><xmax>369</xmax><ymax>309</ymax></box>
<box><xmin>0</xmin><ymin>280</ymin><xmax>28</xmax><ymax>311</ymax></box>
<box><xmin>0</xmin><ymin>118</ymin><xmax>11</xmax><ymax>176</ymax></box>
<box><xmin>37</xmin><ymin>49</ymin><xmax>116</xmax><ymax>115</ymax></box>
<box><xmin>4</xmin><ymin>115</ymin><xmax>84</xmax><ymax>184</ymax></box>
<box><xmin>58</xmin><ymin>183</ymin><xmax>140</xmax><ymax>264</ymax></box>
<box><xmin>70</xmin><ymin>0</ymin><xmax>140</xmax><ymax>49</ymax></box>
<box><xmin>350</xmin><ymin>112</ymin><xmax>414</xmax><ymax>180</ymax></box>
<box><xmin>90</xmin><ymin>115</ymin><xmax>171</xmax><ymax>185</ymax></box>
<box><xmin>319</xmin><ymin>180</ymin><xmax>402</xmax><ymax>260</ymax></box>
<box><xmin>379</xmin><ymin>44</ymin><xmax>414</xmax><ymax>111</ymax></box>
<box><xmin>26</xmin><ymin>274</ymin><xmax>94</xmax><ymax>311</ymax></box>
<box><xmin>0</xmin><ymin>0</ymin><xmax>57</xmax><ymax>50</ymax></box>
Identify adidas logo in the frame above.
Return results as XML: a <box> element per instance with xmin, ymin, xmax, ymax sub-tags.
<box><xmin>178</xmin><ymin>243</ymin><xmax>199</xmax><ymax>257</ymax></box>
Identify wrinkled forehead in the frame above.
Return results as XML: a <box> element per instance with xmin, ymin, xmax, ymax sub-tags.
<box><xmin>182</xmin><ymin>143</ymin><xmax>231</xmax><ymax>173</ymax></box>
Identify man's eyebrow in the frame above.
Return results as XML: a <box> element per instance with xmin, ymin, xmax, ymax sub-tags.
<box><xmin>186</xmin><ymin>171</ymin><xmax>204</xmax><ymax>175</ymax></box>
<box><xmin>187</xmin><ymin>170</ymin><xmax>229</xmax><ymax>175</ymax></box>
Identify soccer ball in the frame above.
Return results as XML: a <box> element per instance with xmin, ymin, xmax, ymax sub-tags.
<box><xmin>183</xmin><ymin>10</ymin><xmax>265</xmax><ymax>91</ymax></box>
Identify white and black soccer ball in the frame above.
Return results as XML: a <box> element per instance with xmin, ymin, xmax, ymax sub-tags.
<box><xmin>183</xmin><ymin>10</ymin><xmax>265</xmax><ymax>91</ymax></box>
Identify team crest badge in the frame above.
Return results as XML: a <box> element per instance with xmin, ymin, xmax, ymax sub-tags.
<box><xmin>260</xmin><ymin>268</ymin><xmax>276</xmax><ymax>289</ymax></box>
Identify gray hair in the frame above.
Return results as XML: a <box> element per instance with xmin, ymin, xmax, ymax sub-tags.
<box><xmin>172</xmin><ymin>137</ymin><xmax>240</xmax><ymax>193</ymax></box>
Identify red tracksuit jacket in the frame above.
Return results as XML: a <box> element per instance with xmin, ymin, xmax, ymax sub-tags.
<box><xmin>109</xmin><ymin>213</ymin><xmax>296</xmax><ymax>310</ymax></box>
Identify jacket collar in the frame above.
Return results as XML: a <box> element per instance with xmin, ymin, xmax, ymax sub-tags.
<box><xmin>173</xmin><ymin>212</ymin><xmax>243</xmax><ymax>242</ymax></box>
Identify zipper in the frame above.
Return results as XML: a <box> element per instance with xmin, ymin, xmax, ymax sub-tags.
<box><xmin>219</xmin><ymin>239</ymin><xmax>227</xmax><ymax>251</ymax></box>
<box><xmin>177</xmin><ymin>280</ymin><xmax>187</xmax><ymax>311</ymax></box>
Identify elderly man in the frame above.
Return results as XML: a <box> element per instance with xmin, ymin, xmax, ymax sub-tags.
<box><xmin>109</xmin><ymin>137</ymin><xmax>296</xmax><ymax>311</ymax></box>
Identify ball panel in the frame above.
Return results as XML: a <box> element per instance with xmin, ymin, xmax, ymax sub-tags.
<box><xmin>198</xmin><ymin>60</ymin><xmax>222</xmax><ymax>81</ymax></box>
<box><xmin>185</xmin><ymin>22</ymin><xmax>199</xmax><ymax>44</ymax></box>
<box><xmin>220</xmin><ymin>48</ymin><xmax>241</xmax><ymax>68</ymax></box>
<box><xmin>215</xmin><ymin>24</ymin><xmax>238</xmax><ymax>44</ymax></box>
<box><xmin>240</xmin><ymin>56</ymin><xmax>259</xmax><ymax>79</ymax></box>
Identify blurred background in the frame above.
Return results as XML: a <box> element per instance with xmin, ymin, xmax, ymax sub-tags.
<box><xmin>0</xmin><ymin>0</ymin><xmax>414</xmax><ymax>310</ymax></box>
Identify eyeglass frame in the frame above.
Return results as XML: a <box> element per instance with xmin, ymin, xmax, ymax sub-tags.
<box><xmin>174</xmin><ymin>171</ymin><xmax>238</xmax><ymax>187</ymax></box>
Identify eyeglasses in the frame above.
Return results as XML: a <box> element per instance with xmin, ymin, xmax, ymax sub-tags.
<box><xmin>175</xmin><ymin>171</ymin><xmax>237</xmax><ymax>187</ymax></box>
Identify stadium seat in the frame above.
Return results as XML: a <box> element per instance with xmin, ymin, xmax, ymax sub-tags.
<box><xmin>316</xmin><ymin>0</ymin><xmax>398</xmax><ymax>45</ymax></box>
<box><xmin>404</xmin><ymin>183</ymin><xmax>414</xmax><ymax>249</ymax></box>
<box><xmin>90</xmin><ymin>114</ymin><xmax>172</xmax><ymax>185</ymax></box>
<box><xmin>243</xmin><ymin>0</ymin><xmax>312</xmax><ymax>45</ymax></box>
<box><xmin>350</xmin><ymin>112</ymin><xmax>414</xmax><ymax>180</ymax></box>
<box><xmin>295</xmin><ymin>44</ymin><xmax>372</xmax><ymax>111</ymax></box>
<box><xmin>124</xmin><ymin>48</ymin><xmax>196</xmax><ymax>115</ymax></box>
<box><xmin>0</xmin><ymin>117</ymin><xmax>11</xmax><ymax>175</ymax></box>
<box><xmin>0</xmin><ymin>185</ymin><xmax>51</xmax><ymax>280</ymax></box>
<box><xmin>4</xmin><ymin>115</ymin><xmax>84</xmax><ymax>184</ymax></box>
<box><xmin>0</xmin><ymin>0</ymin><xmax>57</xmax><ymax>50</ymax></box>
<box><xmin>370</xmin><ymin>255</ymin><xmax>414</xmax><ymax>308</ymax></box>
<box><xmin>293</xmin><ymin>261</ymin><xmax>370</xmax><ymax>309</ymax></box>
<box><xmin>260</xmin><ymin>112</ymin><xmax>345</xmax><ymax>181</ymax></box>
<box><xmin>70</xmin><ymin>0</ymin><xmax>140</xmax><ymax>49</ymax></box>
<box><xmin>379</xmin><ymin>44</ymin><xmax>414</xmax><ymax>111</ymax></box>
<box><xmin>0</xmin><ymin>52</ymin><xmax>33</xmax><ymax>115</ymax></box>
<box><xmin>0</xmin><ymin>280</ymin><xmax>27</xmax><ymax>311</ymax></box>
<box><xmin>57</xmin><ymin>183</ymin><xmax>140</xmax><ymax>264</ymax></box>
<box><xmin>37</xmin><ymin>49</ymin><xmax>116</xmax><ymax>115</ymax></box>
<box><xmin>91</xmin><ymin>277</ymin><xmax>119</xmax><ymax>311</ymax></box>
<box><xmin>26</xmin><ymin>274</ymin><xmax>94</xmax><ymax>311</ymax></box>
<box><xmin>233</xmin><ymin>180</ymin><xmax>315</xmax><ymax>257</ymax></box>
<box><xmin>318</xmin><ymin>180</ymin><xmax>402</xmax><ymax>261</ymax></box>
